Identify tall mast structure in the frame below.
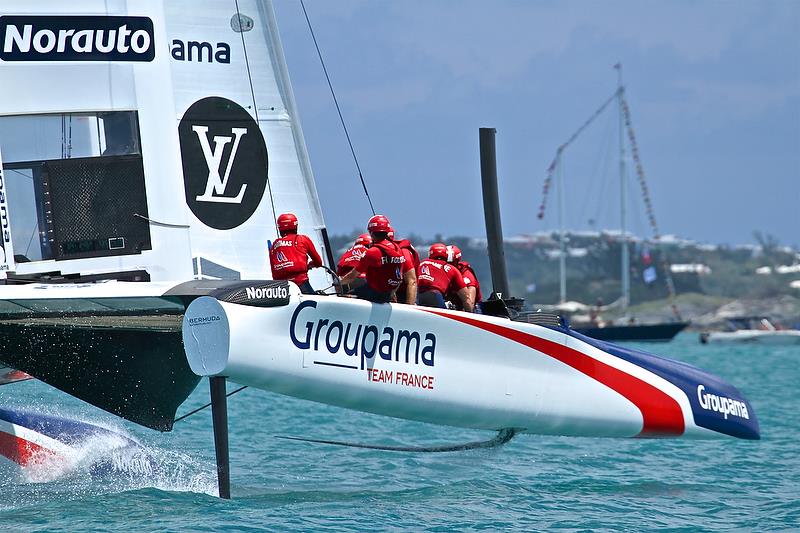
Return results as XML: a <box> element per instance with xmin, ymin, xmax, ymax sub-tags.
<box><xmin>616</xmin><ymin>63</ymin><xmax>630</xmax><ymax>313</ymax></box>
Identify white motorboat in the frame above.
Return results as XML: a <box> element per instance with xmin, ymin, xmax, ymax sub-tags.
<box><xmin>700</xmin><ymin>317</ymin><xmax>800</xmax><ymax>345</ymax></box>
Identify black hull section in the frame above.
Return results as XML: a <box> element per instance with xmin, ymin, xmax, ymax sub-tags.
<box><xmin>0</xmin><ymin>318</ymin><xmax>199</xmax><ymax>431</ymax></box>
<box><xmin>0</xmin><ymin>281</ymin><xmax>291</xmax><ymax>431</ymax></box>
<box><xmin>573</xmin><ymin>322</ymin><xmax>689</xmax><ymax>342</ymax></box>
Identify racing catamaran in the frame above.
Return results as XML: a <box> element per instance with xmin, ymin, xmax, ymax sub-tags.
<box><xmin>0</xmin><ymin>0</ymin><xmax>332</xmax><ymax>468</ymax></box>
<box><xmin>0</xmin><ymin>1</ymin><xmax>758</xmax><ymax>497</ymax></box>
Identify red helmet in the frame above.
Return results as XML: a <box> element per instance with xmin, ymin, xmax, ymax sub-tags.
<box><xmin>367</xmin><ymin>214</ymin><xmax>391</xmax><ymax>233</ymax></box>
<box><xmin>277</xmin><ymin>213</ymin><xmax>298</xmax><ymax>232</ymax></box>
<box><xmin>387</xmin><ymin>226</ymin><xmax>395</xmax><ymax>240</ymax></box>
<box><xmin>447</xmin><ymin>245</ymin><xmax>462</xmax><ymax>264</ymax></box>
<box><xmin>429</xmin><ymin>243</ymin><xmax>448</xmax><ymax>260</ymax></box>
<box><xmin>355</xmin><ymin>233</ymin><xmax>372</xmax><ymax>246</ymax></box>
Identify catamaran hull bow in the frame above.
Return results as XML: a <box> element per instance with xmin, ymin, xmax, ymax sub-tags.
<box><xmin>182</xmin><ymin>291</ymin><xmax>759</xmax><ymax>440</ymax></box>
<box><xmin>0</xmin><ymin>408</ymin><xmax>150</xmax><ymax>478</ymax></box>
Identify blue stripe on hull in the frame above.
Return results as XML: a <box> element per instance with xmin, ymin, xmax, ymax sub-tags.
<box><xmin>565</xmin><ymin>329</ymin><xmax>760</xmax><ymax>440</ymax></box>
<box><xmin>0</xmin><ymin>408</ymin><xmax>132</xmax><ymax>445</ymax></box>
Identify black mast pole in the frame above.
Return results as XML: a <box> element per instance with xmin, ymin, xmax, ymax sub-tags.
<box><xmin>479</xmin><ymin>128</ymin><xmax>510</xmax><ymax>297</ymax></box>
<box><xmin>210</xmin><ymin>376</ymin><xmax>231</xmax><ymax>499</ymax></box>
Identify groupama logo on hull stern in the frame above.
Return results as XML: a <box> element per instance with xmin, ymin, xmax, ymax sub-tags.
<box><xmin>290</xmin><ymin>300</ymin><xmax>437</xmax><ymax>371</ymax></box>
<box><xmin>696</xmin><ymin>385</ymin><xmax>750</xmax><ymax>420</ymax></box>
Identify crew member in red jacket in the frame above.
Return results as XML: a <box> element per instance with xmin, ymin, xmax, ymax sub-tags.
<box><xmin>338</xmin><ymin>215</ymin><xmax>413</xmax><ymax>304</ymax></box>
<box><xmin>269</xmin><ymin>212</ymin><xmax>323</xmax><ymax>294</ymax></box>
<box><xmin>446</xmin><ymin>244</ymin><xmax>483</xmax><ymax>312</ymax></box>
<box><xmin>388</xmin><ymin>226</ymin><xmax>419</xmax><ymax>305</ymax></box>
<box><xmin>416</xmin><ymin>243</ymin><xmax>473</xmax><ymax>311</ymax></box>
<box><xmin>336</xmin><ymin>233</ymin><xmax>371</xmax><ymax>280</ymax></box>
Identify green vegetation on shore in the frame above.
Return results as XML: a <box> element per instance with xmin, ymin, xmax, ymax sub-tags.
<box><xmin>329</xmin><ymin>230</ymin><xmax>800</xmax><ymax>327</ymax></box>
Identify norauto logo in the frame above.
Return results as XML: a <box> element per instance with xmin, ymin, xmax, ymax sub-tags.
<box><xmin>0</xmin><ymin>16</ymin><xmax>155</xmax><ymax>62</ymax></box>
<box><xmin>245</xmin><ymin>286</ymin><xmax>288</xmax><ymax>300</ymax></box>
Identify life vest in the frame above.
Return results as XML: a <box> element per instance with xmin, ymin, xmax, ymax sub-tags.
<box><xmin>394</xmin><ymin>239</ymin><xmax>420</xmax><ymax>270</ymax></box>
<box><xmin>390</xmin><ymin>239</ymin><xmax>418</xmax><ymax>303</ymax></box>
<box><xmin>362</xmin><ymin>240</ymin><xmax>406</xmax><ymax>293</ymax></box>
<box><xmin>337</xmin><ymin>244</ymin><xmax>368</xmax><ymax>277</ymax></box>
<box><xmin>458</xmin><ymin>261</ymin><xmax>483</xmax><ymax>302</ymax></box>
<box><xmin>270</xmin><ymin>234</ymin><xmax>310</xmax><ymax>280</ymax></box>
<box><xmin>418</xmin><ymin>258</ymin><xmax>465</xmax><ymax>294</ymax></box>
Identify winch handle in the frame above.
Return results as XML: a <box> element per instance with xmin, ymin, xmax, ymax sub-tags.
<box><xmin>315</xmin><ymin>265</ymin><xmax>343</xmax><ymax>296</ymax></box>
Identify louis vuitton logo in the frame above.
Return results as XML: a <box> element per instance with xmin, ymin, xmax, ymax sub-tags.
<box><xmin>192</xmin><ymin>125</ymin><xmax>248</xmax><ymax>204</ymax></box>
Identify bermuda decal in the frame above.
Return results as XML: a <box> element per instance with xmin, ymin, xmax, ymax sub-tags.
<box><xmin>187</xmin><ymin>315</ymin><xmax>221</xmax><ymax>326</ymax></box>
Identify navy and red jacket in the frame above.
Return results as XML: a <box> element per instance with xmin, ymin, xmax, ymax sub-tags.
<box><xmin>446</xmin><ymin>261</ymin><xmax>482</xmax><ymax>308</ymax></box>
<box><xmin>357</xmin><ymin>240</ymin><xmax>409</xmax><ymax>293</ymax></box>
<box><xmin>269</xmin><ymin>233</ymin><xmax>323</xmax><ymax>285</ymax></box>
<box><xmin>337</xmin><ymin>244</ymin><xmax>368</xmax><ymax>278</ymax></box>
<box><xmin>417</xmin><ymin>258</ymin><xmax>466</xmax><ymax>295</ymax></box>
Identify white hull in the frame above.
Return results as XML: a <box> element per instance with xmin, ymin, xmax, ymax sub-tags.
<box><xmin>183</xmin><ymin>290</ymin><xmax>760</xmax><ymax>440</ymax></box>
<box><xmin>705</xmin><ymin>330</ymin><xmax>800</xmax><ymax>345</ymax></box>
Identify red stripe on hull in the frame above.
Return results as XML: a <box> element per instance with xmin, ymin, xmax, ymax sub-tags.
<box><xmin>0</xmin><ymin>370</ymin><xmax>32</xmax><ymax>386</ymax></box>
<box><xmin>0</xmin><ymin>430</ymin><xmax>56</xmax><ymax>466</ymax></box>
<box><xmin>424</xmin><ymin>310</ymin><xmax>685</xmax><ymax>437</ymax></box>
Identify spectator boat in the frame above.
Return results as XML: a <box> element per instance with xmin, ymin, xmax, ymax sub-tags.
<box><xmin>700</xmin><ymin>316</ymin><xmax>800</xmax><ymax>344</ymax></box>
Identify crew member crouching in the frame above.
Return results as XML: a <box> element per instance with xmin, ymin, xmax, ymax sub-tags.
<box><xmin>336</xmin><ymin>233</ymin><xmax>371</xmax><ymax>290</ymax></box>
<box><xmin>388</xmin><ymin>226</ymin><xmax>419</xmax><ymax>305</ymax></box>
<box><xmin>339</xmin><ymin>215</ymin><xmax>412</xmax><ymax>304</ymax></box>
<box><xmin>446</xmin><ymin>244</ymin><xmax>483</xmax><ymax>313</ymax></box>
<box><xmin>417</xmin><ymin>243</ymin><xmax>474</xmax><ymax>311</ymax></box>
<box><xmin>269</xmin><ymin>212</ymin><xmax>323</xmax><ymax>294</ymax></box>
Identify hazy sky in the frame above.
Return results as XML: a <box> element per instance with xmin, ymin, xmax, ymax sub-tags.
<box><xmin>273</xmin><ymin>0</ymin><xmax>799</xmax><ymax>247</ymax></box>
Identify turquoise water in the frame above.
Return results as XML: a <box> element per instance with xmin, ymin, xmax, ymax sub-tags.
<box><xmin>1</xmin><ymin>334</ymin><xmax>798</xmax><ymax>531</ymax></box>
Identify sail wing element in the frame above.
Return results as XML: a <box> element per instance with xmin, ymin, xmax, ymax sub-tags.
<box><xmin>166</xmin><ymin>0</ymin><xmax>331</xmax><ymax>282</ymax></box>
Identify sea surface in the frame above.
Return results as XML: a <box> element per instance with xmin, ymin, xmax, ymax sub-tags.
<box><xmin>1</xmin><ymin>333</ymin><xmax>798</xmax><ymax>532</ymax></box>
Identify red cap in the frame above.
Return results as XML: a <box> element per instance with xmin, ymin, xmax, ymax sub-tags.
<box><xmin>429</xmin><ymin>243</ymin><xmax>448</xmax><ymax>260</ymax></box>
<box><xmin>355</xmin><ymin>233</ymin><xmax>372</xmax><ymax>246</ymax></box>
<box><xmin>367</xmin><ymin>214</ymin><xmax>392</xmax><ymax>233</ymax></box>
<box><xmin>277</xmin><ymin>213</ymin><xmax>298</xmax><ymax>232</ymax></box>
<box><xmin>447</xmin><ymin>245</ymin><xmax>462</xmax><ymax>264</ymax></box>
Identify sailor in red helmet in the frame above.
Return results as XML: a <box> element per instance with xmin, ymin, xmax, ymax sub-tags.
<box><xmin>445</xmin><ymin>244</ymin><xmax>483</xmax><ymax>313</ymax></box>
<box><xmin>336</xmin><ymin>233</ymin><xmax>372</xmax><ymax>287</ymax></box>
<box><xmin>269</xmin><ymin>212</ymin><xmax>323</xmax><ymax>294</ymax></box>
<box><xmin>387</xmin><ymin>226</ymin><xmax>419</xmax><ymax>305</ymax></box>
<box><xmin>338</xmin><ymin>214</ymin><xmax>412</xmax><ymax>304</ymax></box>
<box><xmin>416</xmin><ymin>243</ymin><xmax>474</xmax><ymax>311</ymax></box>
